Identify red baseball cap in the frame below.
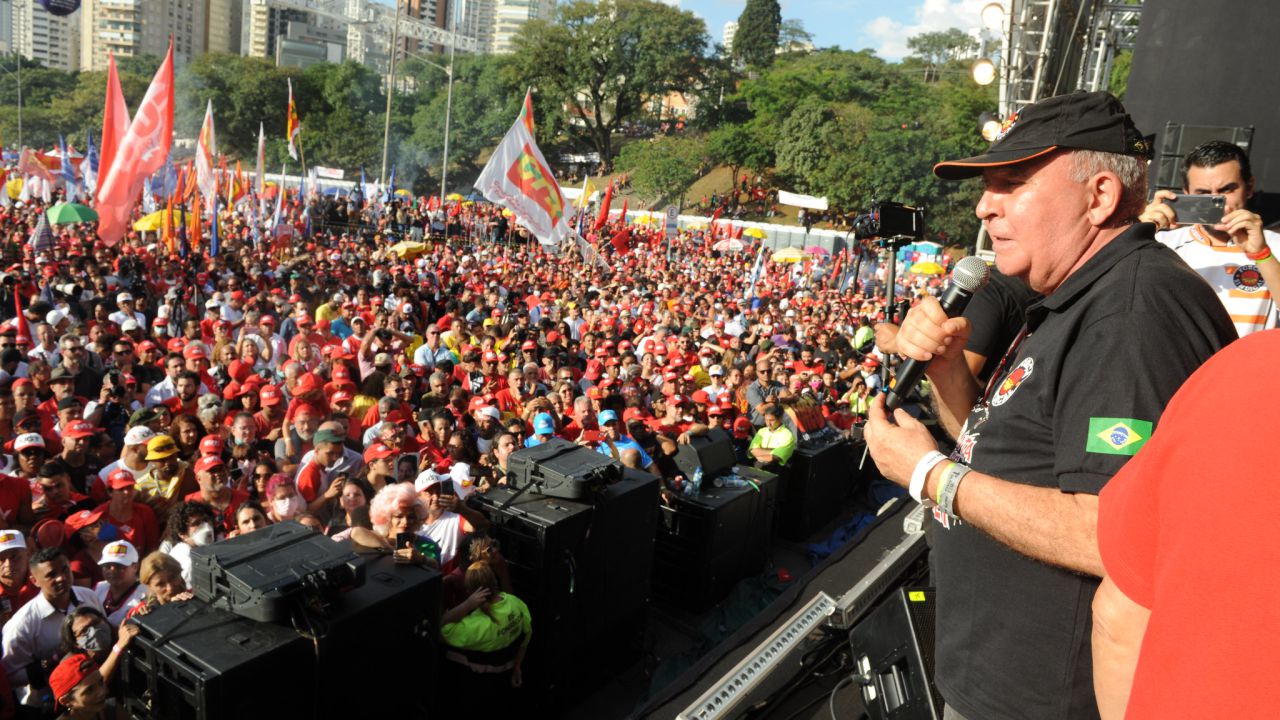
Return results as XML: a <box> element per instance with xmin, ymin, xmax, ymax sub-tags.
<box><xmin>198</xmin><ymin>435</ymin><xmax>224</xmax><ymax>456</ymax></box>
<box><xmin>64</xmin><ymin>508</ymin><xmax>105</xmax><ymax>532</ymax></box>
<box><xmin>331</xmin><ymin>389</ymin><xmax>354</xmax><ymax>404</ymax></box>
<box><xmin>259</xmin><ymin>385</ymin><xmax>284</xmax><ymax>405</ymax></box>
<box><xmin>482</xmin><ymin>351</ymin><xmax>499</xmax><ymax>363</ymax></box>
<box><xmin>294</xmin><ymin>373</ymin><xmax>321</xmax><ymax>395</ymax></box>
<box><xmin>107</xmin><ymin>469</ymin><xmax>136</xmax><ymax>489</ymax></box>
<box><xmin>194</xmin><ymin>455</ymin><xmax>225</xmax><ymax>474</ymax></box>
<box><xmin>63</xmin><ymin>420</ymin><xmax>101</xmax><ymax>439</ymax></box>
<box><xmin>183</xmin><ymin>344</ymin><xmax>208</xmax><ymax>361</ymax></box>
<box><xmin>363</xmin><ymin>442</ymin><xmax>397</xmax><ymax>462</ymax></box>
<box><xmin>49</xmin><ymin>653</ymin><xmax>99</xmax><ymax>708</ymax></box>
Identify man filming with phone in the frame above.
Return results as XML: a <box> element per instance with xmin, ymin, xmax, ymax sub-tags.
<box><xmin>1140</xmin><ymin>140</ymin><xmax>1280</xmax><ymax>336</ymax></box>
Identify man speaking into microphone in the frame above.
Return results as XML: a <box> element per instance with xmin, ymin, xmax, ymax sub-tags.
<box><xmin>864</xmin><ymin>91</ymin><xmax>1236</xmax><ymax>720</ymax></box>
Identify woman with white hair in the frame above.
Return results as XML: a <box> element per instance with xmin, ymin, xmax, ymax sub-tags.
<box><xmin>350</xmin><ymin>483</ymin><xmax>438</xmax><ymax>568</ymax></box>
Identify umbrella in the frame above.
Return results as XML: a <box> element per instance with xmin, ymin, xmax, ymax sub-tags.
<box><xmin>743</xmin><ymin>227</ymin><xmax>767</xmax><ymax>239</ymax></box>
<box><xmin>446</xmin><ymin>193</ymin><xmax>464</xmax><ymax>201</ymax></box>
<box><xmin>712</xmin><ymin>238</ymin><xmax>745</xmax><ymax>253</ymax></box>
<box><xmin>910</xmin><ymin>261</ymin><xmax>946</xmax><ymax>275</ymax></box>
<box><xmin>47</xmin><ymin>202</ymin><xmax>98</xmax><ymax>225</ymax></box>
<box><xmin>685</xmin><ymin>222</ymin><xmax>707</xmax><ymax>231</ymax></box>
<box><xmin>133</xmin><ymin>209</ymin><xmax>193</xmax><ymax>232</ymax></box>
<box><xmin>771</xmin><ymin>247</ymin><xmax>809</xmax><ymax>263</ymax></box>
<box><xmin>394</xmin><ymin>188</ymin><xmax>413</xmax><ymax>197</ymax></box>
<box><xmin>5</xmin><ymin>178</ymin><xmax>22</xmax><ymax>200</ymax></box>
<box><xmin>804</xmin><ymin>245</ymin><xmax>830</xmax><ymax>257</ymax></box>
<box><xmin>388</xmin><ymin>240</ymin><xmax>429</xmax><ymax>259</ymax></box>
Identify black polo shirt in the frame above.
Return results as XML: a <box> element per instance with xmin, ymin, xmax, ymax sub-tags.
<box><xmin>932</xmin><ymin>223</ymin><xmax>1236</xmax><ymax>720</ymax></box>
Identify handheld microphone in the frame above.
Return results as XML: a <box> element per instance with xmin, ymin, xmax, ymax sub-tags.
<box><xmin>885</xmin><ymin>256</ymin><xmax>991</xmax><ymax>411</ymax></box>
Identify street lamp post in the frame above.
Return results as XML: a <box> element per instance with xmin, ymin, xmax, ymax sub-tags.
<box><xmin>2</xmin><ymin>52</ymin><xmax>24</xmax><ymax>151</ymax></box>
<box><xmin>439</xmin><ymin>3</ymin><xmax>456</xmax><ymax>203</ymax></box>
<box><xmin>379</xmin><ymin>0</ymin><xmax>403</xmax><ymax>186</ymax></box>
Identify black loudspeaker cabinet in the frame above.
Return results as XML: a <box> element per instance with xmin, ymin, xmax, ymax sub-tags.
<box><xmin>672</xmin><ymin>427</ymin><xmax>737</xmax><ymax>480</ymax></box>
<box><xmin>313</xmin><ymin>554</ymin><xmax>442</xmax><ymax>717</ymax></box>
<box><xmin>475</xmin><ymin>469</ymin><xmax>659</xmax><ymax>709</ymax></box>
<box><xmin>653</xmin><ymin>466</ymin><xmax>778</xmax><ymax>612</ymax></box>
<box><xmin>848</xmin><ymin>587</ymin><xmax>942</xmax><ymax>720</ymax></box>
<box><xmin>121</xmin><ymin>599</ymin><xmax>313</xmax><ymax>720</ymax></box>
<box><xmin>506</xmin><ymin>437</ymin><xmax>623</xmax><ymax>500</ymax></box>
<box><xmin>777</xmin><ymin>438</ymin><xmax>862</xmax><ymax>541</ymax></box>
<box><xmin>121</xmin><ymin>555</ymin><xmax>441</xmax><ymax>720</ymax></box>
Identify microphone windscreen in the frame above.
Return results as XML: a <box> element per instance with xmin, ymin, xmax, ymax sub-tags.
<box><xmin>951</xmin><ymin>256</ymin><xmax>992</xmax><ymax>294</ymax></box>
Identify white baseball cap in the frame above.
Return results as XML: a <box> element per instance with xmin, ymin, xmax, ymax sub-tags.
<box><xmin>475</xmin><ymin>406</ymin><xmax>501</xmax><ymax>422</ymax></box>
<box><xmin>14</xmin><ymin>433</ymin><xmax>45</xmax><ymax>451</ymax></box>
<box><xmin>116</xmin><ymin>292</ymin><xmax>133</xmax><ymax>304</ymax></box>
<box><xmin>0</xmin><ymin>530</ymin><xmax>25</xmax><ymax>553</ymax></box>
<box><xmin>99</xmin><ymin>540</ymin><xmax>139</xmax><ymax>566</ymax></box>
<box><xmin>124</xmin><ymin>426</ymin><xmax>156</xmax><ymax>446</ymax></box>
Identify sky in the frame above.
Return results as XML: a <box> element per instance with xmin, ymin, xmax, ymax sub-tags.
<box><xmin>667</xmin><ymin>0</ymin><xmax>989</xmax><ymax>61</ymax></box>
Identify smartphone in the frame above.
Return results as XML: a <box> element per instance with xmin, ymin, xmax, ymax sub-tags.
<box><xmin>582</xmin><ymin>429</ymin><xmax>602</xmax><ymax>446</ymax></box>
<box><xmin>1168</xmin><ymin>194</ymin><xmax>1226</xmax><ymax>226</ymax></box>
<box><xmin>395</xmin><ymin>531</ymin><xmax>415</xmax><ymax>549</ymax></box>
<box><xmin>438</xmin><ymin>479</ymin><xmax>455</xmax><ymax>496</ymax></box>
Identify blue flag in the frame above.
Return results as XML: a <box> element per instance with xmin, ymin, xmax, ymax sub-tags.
<box><xmin>360</xmin><ymin>167</ymin><xmax>369</xmax><ymax>207</ymax></box>
<box><xmin>209</xmin><ymin>193</ymin><xmax>219</xmax><ymax>257</ymax></box>
<box><xmin>58</xmin><ymin>135</ymin><xmax>80</xmax><ymax>202</ymax></box>
<box><xmin>382</xmin><ymin>165</ymin><xmax>396</xmax><ymax>204</ymax></box>
<box><xmin>83</xmin><ymin>130</ymin><xmax>99</xmax><ymax>196</ymax></box>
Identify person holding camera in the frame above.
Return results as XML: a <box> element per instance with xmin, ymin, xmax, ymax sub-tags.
<box><xmin>1139</xmin><ymin>140</ymin><xmax>1280</xmax><ymax>336</ymax></box>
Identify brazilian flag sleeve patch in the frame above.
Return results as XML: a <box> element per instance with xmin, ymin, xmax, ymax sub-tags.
<box><xmin>1085</xmin><ymin>417</ymin><xmax>1153</xmax><ymax>456</ymax></box>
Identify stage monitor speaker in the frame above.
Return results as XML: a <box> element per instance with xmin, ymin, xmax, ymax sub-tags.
<box><xmin>190</xmin><ymin>521</ymin><xmax>363</xmax><ymax>623</ymax></box>
<box><xmin>848</xmin><ymin>587</ymin><xmax>941</xmax><ymax>720</ymax></box>
<box><xmin>777</xmin><ymin>438</ymin><xmax>861</xmax><ymax>541</ymax></box>
<box><xmin>672</xmin><ymin>427</ymin><xmax>737</xmax><ymax>480</ymax></box>
<box><xmin>507</xmin><ymin>438</ymin><xmax>623</xmax><ymax>500</ymax></box>
<box><xmin>121</xmin><ymin>599</ymin><xmax>314</xmax><ymax>720</ymax></box>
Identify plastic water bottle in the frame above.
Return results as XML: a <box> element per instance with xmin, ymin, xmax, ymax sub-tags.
<box><xmin>720</xmin><ymin>475</ymin><xmax>752</xmax><ymax>489</ymax></box>
<box><xmin>690</xmin><ymin>466</ymin><xmax>703</xmax><ymax>495</ymax></box>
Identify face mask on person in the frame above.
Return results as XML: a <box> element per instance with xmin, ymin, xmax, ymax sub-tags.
<box><xmin>189</xmin><ymin>523</ymin><xmax>215</xmax><ymax>547</ymax></box>
<box><xmin>273</xmin><ymin>495</ymin><xmax>306</xmax><ymax>520</ymax></box>
<box><xmin>77</xmin><ymin>624</ymin><xmax>111</xmax><ymax>655</ymax></box>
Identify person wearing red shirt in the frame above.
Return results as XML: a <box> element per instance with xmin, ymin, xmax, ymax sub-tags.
<box><xmin>254</xmin><ymin>385</ymin><xmax>287</xmax><ymax>442</ymax></box>
<box><xmin>184</xmin><ymin>456</ymin><xmax>250</xmax><ymax>534</ymax></box>
<box><xmin>95</xmin><ymin>470</ymin><xmax>159</xmax><ymax>555</ymax></box>
<box><xmin>1093</xmin><ymin>330</ymin><xmax>1280</xmax><ymax>720</ymax></box>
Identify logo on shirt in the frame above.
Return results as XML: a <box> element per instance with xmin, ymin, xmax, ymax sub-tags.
<box><xmin>991</xmin><ymin>357</ymin><xmax>1034</xmax><ymax>407</ymax></box>
<box><xmin>1232</xmin><ymin>264</ymin><xmax>1265</xmax><ymax>292</ymax></box>
<box><xmin>1085</xmin><ymin>417</ymin><xmax>1153</xmax><ymax>456</ymax></box>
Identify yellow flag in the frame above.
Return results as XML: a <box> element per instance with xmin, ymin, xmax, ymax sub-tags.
<box><xmin>577</xmin><ymin>178</ymin><xmax>598</xmax><ymax>210</ymax></box>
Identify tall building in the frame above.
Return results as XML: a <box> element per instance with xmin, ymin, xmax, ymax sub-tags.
<box><xmin>722</xmin><ymin>20</ymin><xmax>736</xmax><ymax>52</ymax></box>
<box><xmin>78</xmin><ymin>0</ymin><xmax>207</xmax><ymax>72</ymax></box>
<box><xmin>12</xmin><ymin>0</ymin><xmax>79</xmax><ymax>71</ymax></box>
<box><xmin>488</xmin><ymin>0</ymin><xmax>551</xmax><ymax>54</ymax></box>
<box><xmin>205</xmin><ymin>0</ymin><xmax>241</xmax><ymax>54</ymax></box>
<box><xmin>0</xmin><ymin>0</ymin><xmax>14</xmax><ymax>53</ymax></box>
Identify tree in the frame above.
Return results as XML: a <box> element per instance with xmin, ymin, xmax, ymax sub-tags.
<box><xmin>906</xmin><ymin>28</ymin><xmax>978</xmax><ymax>82</ymax></box>
<box><xmin>507</xmin><ymin>0</ymin><xmax>708</xmax><ymax>170</ymax></box>
<box><xmin>615</xmin><ymin>135</ymin><xmax>708</xmax><ymax>204</ymax></box>
<box><xmin>708</xmin><ymin>122</ymin><xmax>771</xmax><ymax>191</ymax></box>
<box><xmin>406</xmin><ymin>54</ymin><xmax>521</xmax><ymax>180</ymax></box>
<box><xmin>777</xmin><ymin>19</ymin><xmax>813</xmax><ymax>53</ymax></box>
<box><xmin>733</xmin><ymin>0</ymin><xmax>782</xmax><ymax>68</ymax></box>
<box><xmin>1108</xmin><ymin>49</ymin><xmax>1132</xmax><ymax>100</ymax></box>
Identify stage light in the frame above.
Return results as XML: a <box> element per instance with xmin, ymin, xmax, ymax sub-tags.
<box><xmin>981</xmin><ymin>2</ymin><xmax>1006</xmax><ymax>30</ymax></box>
<box><xmin>972</xmin><ymin>58</ymin><xmax>997</xmax><ymax>86</ymax></box>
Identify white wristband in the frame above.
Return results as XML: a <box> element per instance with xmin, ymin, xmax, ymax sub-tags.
<box><xmin>909</xmin><ymin>451</ymin><xmax>948</xmax><ymax>505</ymax></box>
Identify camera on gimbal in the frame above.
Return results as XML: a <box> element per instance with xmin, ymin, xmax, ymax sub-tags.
<box><xmin>852</xmin><ymin>201</ymin><xmax>926</xmax><ymax>243</ymax></box>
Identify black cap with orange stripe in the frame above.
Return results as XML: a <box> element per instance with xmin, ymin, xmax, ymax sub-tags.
<box><xmin>933</xmin><ymin>90</ymin><xmax>1151</xmax><ymax>181</ymax></box>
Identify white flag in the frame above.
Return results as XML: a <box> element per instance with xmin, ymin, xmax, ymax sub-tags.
<box><xmin>195</xmin><ymin>100</ymin><xmax>217</xmax><ymax>203</ymax></box>
<box><xmin>474</xmin><ymin>110</ymin><xmax>570</xmax><ymax>247</ymax></box>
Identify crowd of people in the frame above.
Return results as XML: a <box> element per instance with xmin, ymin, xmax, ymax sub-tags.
<box><xmin>0</xmin><ymin>155</ymin><xmax>906</xmax><ymax>716</ymax></box>
<box><xmin>0</xmin><ymin>87</ymin><xmax>1274</xmax><ymax>718</ymax></box>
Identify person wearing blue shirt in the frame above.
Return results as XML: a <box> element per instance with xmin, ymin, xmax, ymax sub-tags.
<box><xmin>595</xmin><ymin>410</ymin><xmax>657</xmax><ymax>475</ymax></box>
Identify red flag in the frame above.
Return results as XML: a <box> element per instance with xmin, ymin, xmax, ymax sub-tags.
<box><xmin>427</xmin><ymin>195</ymin><xmax>440</xmax><ymax>212</ymax></box>
<box><xmin>13</xmin><ymin>289</ymin><xmax>31</xmax><ymax>347</ymax></box>
<box><xmin>593</xmin><ymin>185</ymin><xmax>613</xmax><ymax>231</ymax></box>
<box><xmin>190</xmin><ymin>192</ymin><xmax>202</xmax><ymax>250</ymax></box>
<box><xmin>98</xmin><ymin>54</ymin><xmax>130</xmax><ymax>204</ymax></box>
<box><xmin>731</xmin><ymin>223</ymin><xmax>743</xmax><ymax>240</ymax></box>
<box><xmin>619</xmin><ymin>199</ymin><xmax>628</xmax><ymax>225</ymax></box>
<box><xmin>609</xmin><ymin>226</ymin><xmax>632</xmax><ymax>255</ymax></box>
<box><xmin>97</xmin><ymin>42</ymin><xmax>174</xmax><ymax>246</ymax></box>
<box><xmin>707</xmin><ymin>207</ymin><xmax>723</xmax><ymax>245</ymax></box>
